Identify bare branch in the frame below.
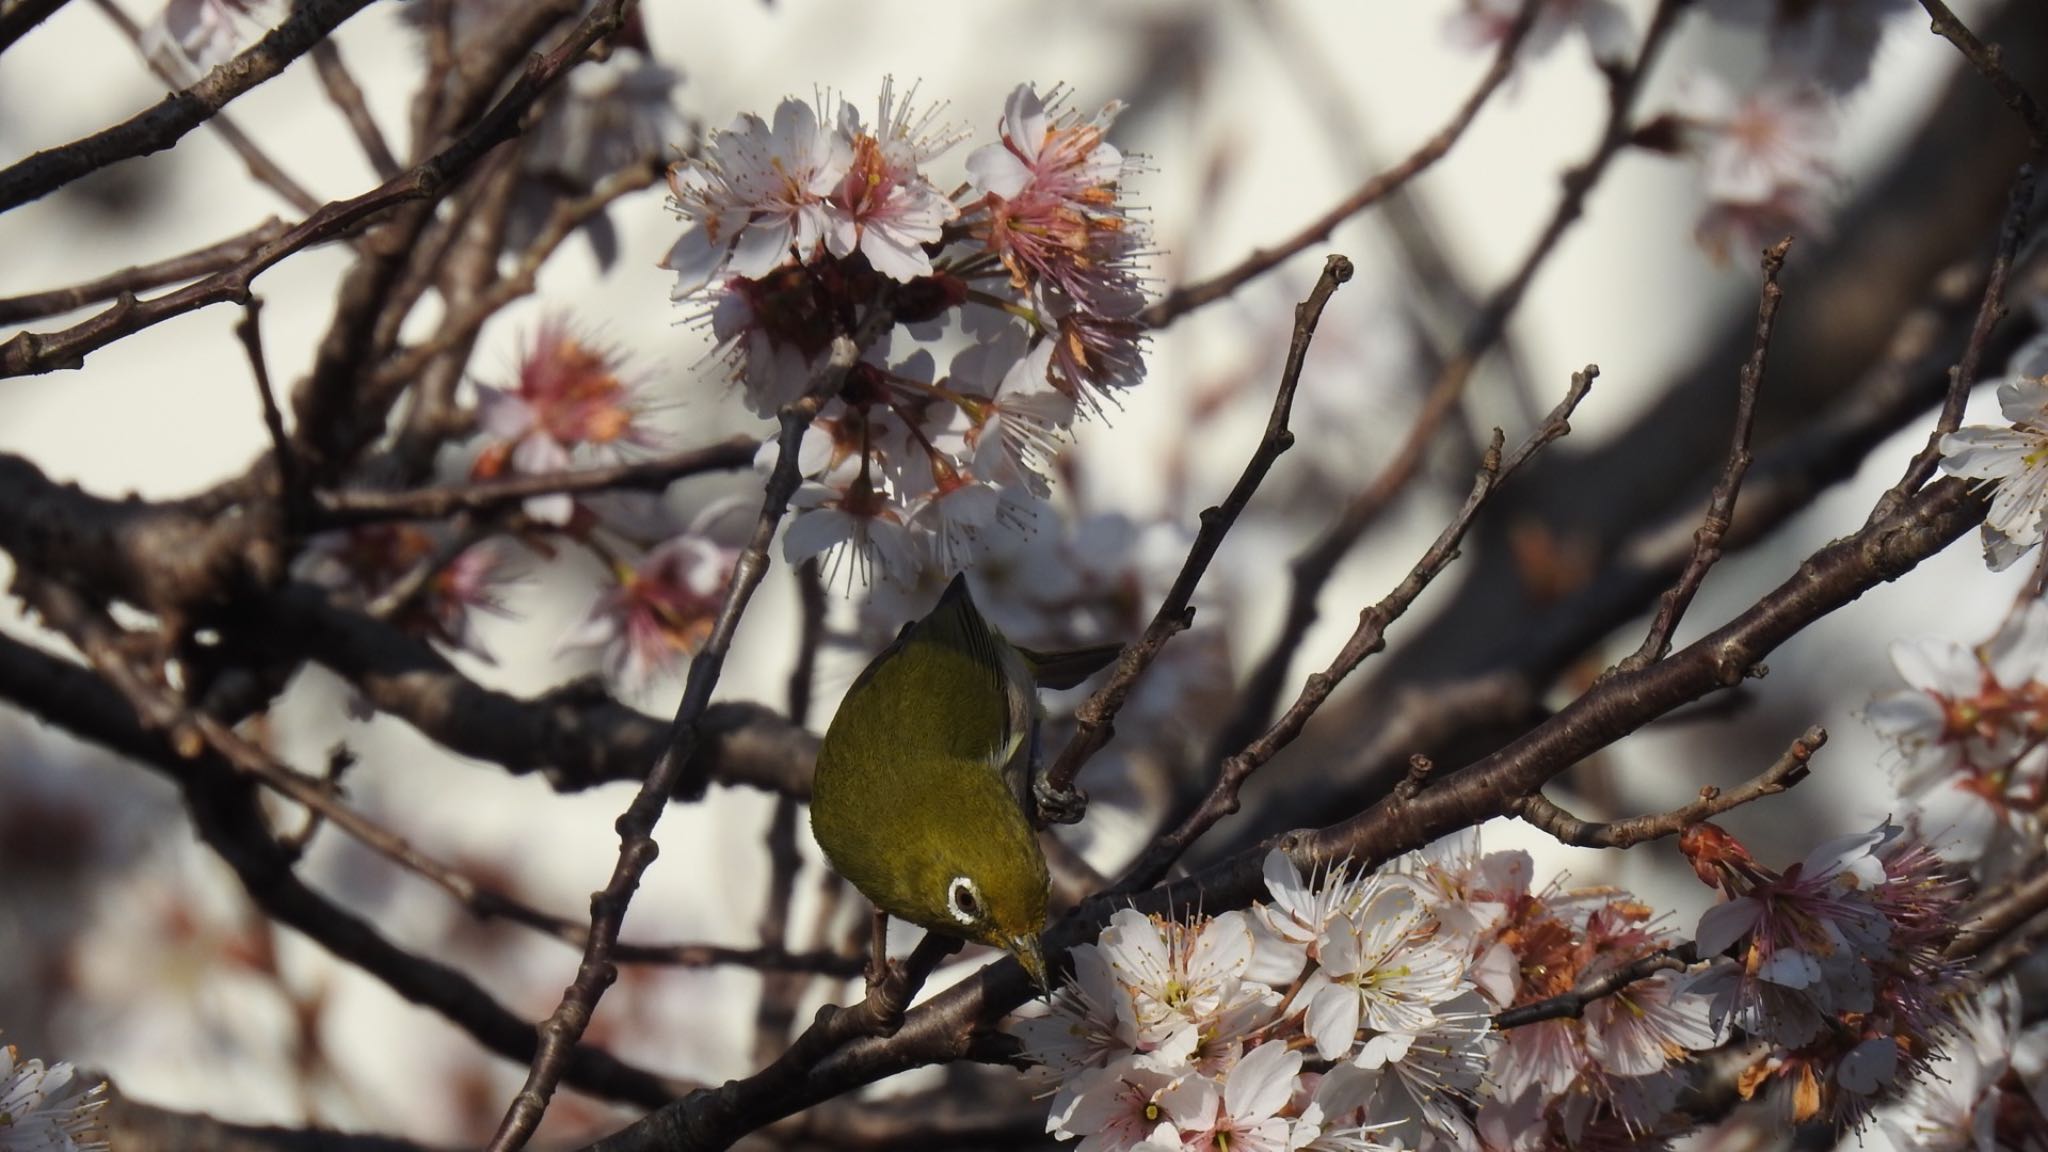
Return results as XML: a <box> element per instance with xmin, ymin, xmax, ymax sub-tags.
<box><xmin>0</xmin><ymin>0</ymin><xmax>374</xmax><ymax>212</ymax></box>
<box><xmin>0</xmin><ymin>217</ymin><xmax>290</xmax><ymax>326</ymax></box>
<box><xmin>1875</xmin><ymin>163</ymin><xmax>2037</xmax><ymax>515</ymax></box>
<box><xmin>1035</xmin><ymin>254</ymin><xmax>1354</xmax><ymax>821</ymax></box>
<box><xmin>104</xmin><ymin>1089</ymin><xmax>439</xmax><ymax>1152</ymax></box>
<box><xmin>1208</xmin><ymin>0</ymin><xmax>1685</xmax><ymax>763</ymax></box>
<box><xmin>7</xmin><ymin>581</ymin><xmax>688</xmax><ymax>1108</ymax></box>
<box><xmin>1513</xmin><ymin>725</ymin><xmax>1825</xmax><ymax>849</ymax></box>
<box><xmin>0</xmin><ymin>0</ymin><xmax>72</xmax><ymax>54</ymax></box>
<box><xmin>1135</xmin><ymin>0</ymin><xmax>1536</xmax><ymax>327</ymax></box>
<box><xmin>1620</xmin><ymin>237</ymin><xmax>1792</xmax><ymax>672</ymax></box>
<box><xmin>0</xmin><ymin>0</ymin><xmax>631</xmax><ymax>377</ymax></box>
<box><xmin>1118</xmin><ymin>365</ymin><xmax>1595</xmax><ymax>891</ymax></box>
<box><xmin>87</xmin><ymin>0</ymin><xmax>323</xmax><ymax>214</ymax></box>
<box><xmin>234</xmin><ymin>299</ymin><xmax>303</xmax><ymax>529</ymax></box>
<box><xmin>1917</xmin><ymin>0</ymin><xmax>2048</xmax><ymax>152</ymax></box>
<box><xmin>1949</xmin><ymin>859</ymin><xmax>2048</xmax><ymax>961</ymax></box>
<box><xmin>314</xmin><ymin>437</ymin><xmax>760</xmax><ymax>525</ymax></box>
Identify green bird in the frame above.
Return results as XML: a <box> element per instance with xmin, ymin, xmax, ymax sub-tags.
<box><xmin>809</xmin><ymin>573</ymin><xmax>1120</xmax><ymax>987</ymax></box>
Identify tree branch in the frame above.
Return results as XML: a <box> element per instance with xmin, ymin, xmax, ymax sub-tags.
<box><xmin>0</xmin><ymin>0</ymin><xmax>374</xmax><ymax>212</ymax></box>
<box><xmin>313</xmin><ymin>436</ymin><xmax>759</xmax><ymax>526</ymax></box>
<box><xmin>0</xmin><ymin>217</ymin><xmax>292</xmax><ymax>326</ymax></box>
<box><xmin>1916</xmin><ymin>0</ymin><xmax>2048</xmax><ymax>152</ymax></box>
<box><xmin>1135</xmin><ymin>0</ymin><xmax>1537</xmax><ymax>327</ymax></box>
<box><xmin>1206</xmin><ymin>0</ymin><xmax>1685</xmax><ymax>765</ymax></box>
<box><xmin>0</xmin><ymin>0</ymin><xmax>629</xmax><ymax>377</ymax></box>
<box><xmin>1512</xmin><ymin>725</ymin><xmax>1825</xmax><ymax>849</ymax></box>
<box><xmin>1619</xmin><ymin>237</ymin><xmax>1791</xmax><ymax>672</ymax></box>
<box><xmin>1119</xmin><ymin>365</ymin><xmax>1594</xmax><ymax>891</ymax></box>
<box><xmin>1035</xmin><ymin>254</ymin><xmax>1353</xmax><ymax>820</ymax></box>
<box><xmin>1874</xmin><ymin>163</ymin><xmax>2037</xmax><ymax>515</ymax></box>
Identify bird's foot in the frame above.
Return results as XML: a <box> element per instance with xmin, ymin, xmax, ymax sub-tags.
<box><xmin>1032</xmin><ymin>774</ymin><xmax>1088</xmax><ymax>826</ymax></box>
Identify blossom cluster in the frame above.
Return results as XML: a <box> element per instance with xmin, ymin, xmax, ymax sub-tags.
<box><xmin>662</xmin><ymin>80</ymin><xmax>1149</xmax><ymax>587</ymax></box>
<box><xmin>1868</xmin><ymin>601</ymin><xmax>2048</xmax><ymax>872</ymax></box>
<box><xmin>1017</xmin><ymin>839</ymin><xmax>1726</xmax><ymax>1152</ymax></box>
<box><xmin>0</xmin><ymin>1039</ymin><xmax>108</xmax><ymax>1152</ymax></box>
<box><xmin>1679</xmin><ymin>820</ymin><xmax>1968</xmax><ymax>1126</ymax></box>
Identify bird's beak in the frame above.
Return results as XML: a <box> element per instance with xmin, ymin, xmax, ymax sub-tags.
<box><xmin>1008</xmin><ymin>934</ymin><xmax>1049</xmax><ymax>993</ymax></box>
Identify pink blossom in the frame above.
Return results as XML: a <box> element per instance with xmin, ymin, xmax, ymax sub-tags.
<box><xmin>558</xmin><ymin>534</ymin><xmax>736</xmax><ymax>692</ymax></box>
<box><xmin>825</xmin><ymin>78</ymin><xmax>959</xmax><ymax>282</ymax></box>
<box><xmin>663</xmin><ymin>97</ymin><xmax>851</xmax><ymax>296</ymax></box>
<box><xmin>966</xmin><ymin>84</ymin><xmax>1145</xmax><ymax>315</ymax></box>
<box><xmin>472</xmin><ymin>319</ymin><xmax>656</xmax><ymax>524</ymax></box>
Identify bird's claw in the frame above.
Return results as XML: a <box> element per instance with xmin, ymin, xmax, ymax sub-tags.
<box><xmin>1032</xmin><ymin>774</ymin><xmax>1088</xmax><ymax>826</ymax></box>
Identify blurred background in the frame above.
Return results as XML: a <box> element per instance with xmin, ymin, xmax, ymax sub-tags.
<box><xmin>0</xmin><ymin>0</ymin><xmax>2035</xmax><ymax>1146</ymax></box>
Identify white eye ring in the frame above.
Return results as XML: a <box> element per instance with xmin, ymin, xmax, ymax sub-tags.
<box><xmin>947</xmin><ymin>876</ymin><xmax>981</xmax><ymax>925</ymax></box>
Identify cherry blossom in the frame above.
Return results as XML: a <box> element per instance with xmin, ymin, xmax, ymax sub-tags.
<box><xmin>1941</xmin><ymin>375</ymin><xmax>2048</xmax><ymax>570</ymax></box>
<box><xmin>0</xmin><ymin>1042</ymin><xmax>107</xmax><ymax>1152</ymax></box>
<box><xmin>1868</xmin><ymin>603</ymin><xmax>2048</xmax><ymax>863</ymax></box>
<box><xmin>558</xmin><ymin>533</ymin><xmax>737</xmax><ymax>693</ymax></box>
<box><xmin>471</xmin><ymin>319</ymin><xmax>657</xmax><ymax>524</ymax></box>
<box><xmin>1878</xmin><ymin>981</ymin><xmax>2048</xmax><ymax>1152</ymax></box>
<box><xmin>964</xmin><ymin>84</ymin><xmax>1141</xmax><ymax>314</ymax></box>
<box><xmin>663</xmin><ymin>97</ymin><xmax>851</xmax><ymax>296</ymax></box>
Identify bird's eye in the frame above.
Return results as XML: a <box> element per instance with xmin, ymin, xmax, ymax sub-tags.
<box><xmin>947</xmin><ymin>876</ymin><xmax>982</xmax><ymax>925</ymax></box>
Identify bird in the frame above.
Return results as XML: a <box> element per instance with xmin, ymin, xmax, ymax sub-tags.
<box><xmin>809</xmin><ymin>573</ymin><xmax>1120</xmax><ymax>988</ymax></box>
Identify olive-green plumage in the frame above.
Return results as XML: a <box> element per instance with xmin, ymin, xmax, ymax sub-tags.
<box><xmin>811</xmin><ymin>574</ymin><xmax>1098</xmax><ymax>987</ymax></box>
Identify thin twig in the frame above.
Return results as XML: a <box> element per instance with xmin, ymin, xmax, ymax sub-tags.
<box><xmin>310</xmin><ymin>39</ymin><xmax>402</xmax><ymax>179</ymax></box>
<box><xmin>489</xmin><ymin>302</ymin><xmax>895</xmax><ymax>1152</ymax></box>
<box><xmin>1207</xmin><ymin>0</ymin><xmax>1684</xmax><ymax>763</ymax></box>
<box><xmin>1034</xmin><ymin>254</ymin><xmax>1354</xmax><ymax>819</ymax></box>
<box><xmin>1619</xmin><ymin>237</ymin><xmax>1792</xmax><ymax>672</ymax></box>
<box><xmin>3</xmin><ymin>0</ymin><xmax>371</xmax><ymax>212</ymax></box>
<box><xmin>314</xmin><ymin>436</ymin><xmax>759</xmax><ymax>525</ymax></box>
<box><xmin>1494</xmin><ymin>944</ymin><xmax>1698</xmax><ymax>1030</ymax></box>
<box><xmin>1916</xmin><ymin>0</ymin><xmax>2048</xmax><ymax>152</ymax></box>
<box><xmin>1118</xmin><ymin>365</ymin><xmax>1596</xmax><ymax>891</ymax></box>
<box><xmin>1874</xmin><ymin>164</ymin><xmax>2037</xmax><ymax>517</ymax></box>
<box><xmin>0</xmin><ymin>217</ymin><xmax>292</xmax><ymax>326</ymax></box>
<box><xmin>1135</xmin><ymin>0</ymin><xmax>1538</xmax><ymax>328</ymax></box>
<box><xmin>1513</xmin><ymin>725</ymin><xmax>1825</xmax><ymax>849</ymax></box>
<box><xmin>234</xmin><ymin>299</ymin><xmax>303</xmax><ymax>531</ymax></box>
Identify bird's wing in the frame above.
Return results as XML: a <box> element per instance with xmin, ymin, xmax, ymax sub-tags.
<box><xmin>923</xmin><ymin>574</ymin><xmax>1036</xmax><ymax>802</ymax></box>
